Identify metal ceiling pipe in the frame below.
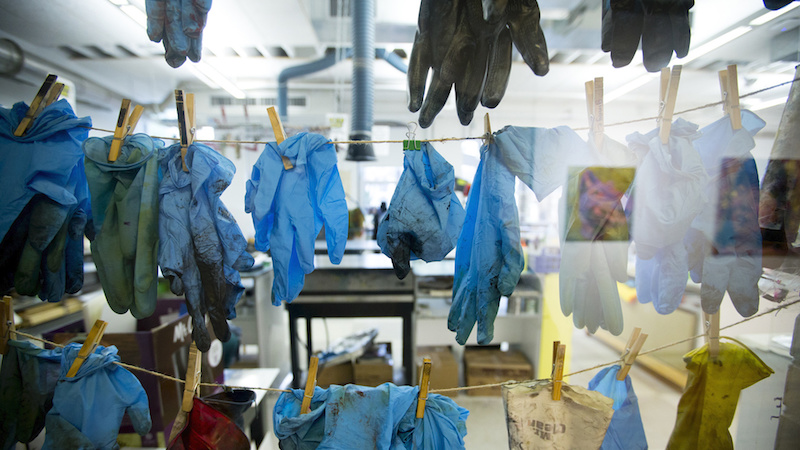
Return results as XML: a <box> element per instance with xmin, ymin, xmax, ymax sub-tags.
<box><xmin>277</xmin><ymin>48</ymin><xmax>353</xmax><ymax>119</ymax></box>
<box><xmin>0</xmin><ymin>38</ymin><xmax>25</xmax><ymax>77</ymax></box>
<box><xmin>346</xmin><ymin>0</ymin><xmax>376</xmax><ymax>161</ymax></box>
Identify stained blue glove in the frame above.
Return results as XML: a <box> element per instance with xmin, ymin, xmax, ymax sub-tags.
<box><xmin>246</xmin><ymin>132</ymin><xmax>348</xmax><ymax>305</ymax></box>
<box><xmin>146</xmin><ymin>0</ymin><xmax>211</xmax><ymax>67</ymax></box>
<box><xmin>588</xmin><ymin>365</ymin><xmax>648</xmax><ymax>450</ymax></box>
<box><xmin>0</xmin><ymin>340</ymin><xmax>63</xmax><ymax>449</ymax></box>
<box><xmin>378</xmin><ymin>143</ymin><xmax>465</xmax><ymax>279</ymax></box>
<box><xmin>274</xmin><ymin>383</ymin><xmax>468</xmax><ymax>450</ymax></box>
<box><xmin>42</xmin><ymin>343</ymin><xmax>151</xmax><ymax>450</ymax></box>
<box><xmin>85</xmin><ymin>133</ymin><xmax>163</xmax><ymax>318</ymax></box>
<box><xmin>159</xmin><ymin>143</ymin><xmax>253</xmax><ymax>351</ymax></box>
<box><xmin>689</xmin><ymin>110</ymin><xmax>765</xmax><ymax>317</ymax></box>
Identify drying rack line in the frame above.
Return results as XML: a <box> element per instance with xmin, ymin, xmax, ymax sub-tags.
<box><xmin>8</xmin><ymin>297</ymin><xmax>799</xmax><ymax>395</ymax></box>
<box><xmin>81</xmin><ymin>75</ymin><xmax>799</xmax><ymax>145</ymax></box>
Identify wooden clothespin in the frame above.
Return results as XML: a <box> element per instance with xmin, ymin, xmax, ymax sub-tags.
<box><xmin>181</xmin><ymin>341</ymin><xmax>203</xmax><ymax>413</ymax></box>
<box><xmin>108</xmin><ymin>100</ymin><xmax>145</xmax><ymax>162</ymax></box>
<box><xmin>416</xmin><ymin>357</ymin><xmax>432</xmax><ymax>418</ymax></box>
<box><xmin>175</xmin><ymin>90</ymin><xmax>195</xmax><ymax>172</ymax></box>
<box><xmin>301</xmin><ymin>356</ymin><xmax>319</xmax><ymax>414</ymax></box>
<box><xmin>704</xmin><ymin>312</ymin><xmax>721</xmax><ymax>358</ymax></box>
<box><xmin>66</xmin><ymin>320</ymin><xmax>108</xmax><ymax>378</ymax></box>
<box><xmin>483</xmin><ymin>113</ymin><xmax>493</xmax><ymax>145</ymax></box>
<box><xmin>658</xmin><ymin>65</ymin><xmax>682</xmax><ymax>144</ymax></box>
<box><xmin>403</xmin><ymin>122</ymin><xmax>421</xmax><ymax>151</ymax></box>
<box><xmin>44</xmin><ymin>83</ymin><xmax>65</xmax><ymax>107</ymax></box>
<box><xmin>585</xmin><ymin>77</ymin><xmax>604</xmax><ymax>149</ymax></box>
<box><xmin>1</xmin><ymin>296</ymin><xmax>15</xmax><ymax>355</ymax></box>
<box><xmin>267</xmin><ymin>106</ymin><xmax>294</xmax><ymax>170</ymax></box>
<box><xmin>617</xmin><ymin>328</ymin><xmax>648</xmax><ymax>380</ymax></box>
<box><xmin>552</xmin><ymin>343</ymin><xmax>566</xmax><ymax>401</ymax></box>
<box><xmin>719</xmin><ymin>65</ymin><xmax>742</xmax><ymax>130</ymax></box>
<box><xmin>14</xmin><ymin>74</ymin><xmax>58</xmax><ymax>136</ymax></box>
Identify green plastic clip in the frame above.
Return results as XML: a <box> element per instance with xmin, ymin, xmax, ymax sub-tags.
<box><xmin>403</xmin><ymin>139</ymin><xmax>422</xmax><ymax>150</ymax></box>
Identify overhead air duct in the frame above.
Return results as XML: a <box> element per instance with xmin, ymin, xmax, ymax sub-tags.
<box><xmin>0</xmin><ymin>39</ymin><xmax>24</xmax><ymax>77</ymax></box>
<box><xmin>346</xmin><ymin>0</ymin><xmax>376</xmax><ymax>161</ymax></box>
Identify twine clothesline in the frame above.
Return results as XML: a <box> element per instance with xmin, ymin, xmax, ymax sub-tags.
<box><xmin>7</xmin><ymin>296</ymin><xmax>799</xmax><ymax>395</ymax></box>
<box><xmin>83</xmin><ymin>75</ymin><xmax>800</xmax><ymax>146</ymax></box>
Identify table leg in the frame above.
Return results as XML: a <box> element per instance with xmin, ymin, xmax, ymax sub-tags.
<box><xmin>289</xmin><ymin>311</ymin><xmax>300</xmax><ymax>389</ymax></box>
<box><xmin>403</xmin><ymin>306</ymin><xmax>414</xmax><ymax>385</ymax></box>
<box><xmin>306</xmin><ymin>316</ymin><xmax>313</xmax><ymax>362</ymax></box>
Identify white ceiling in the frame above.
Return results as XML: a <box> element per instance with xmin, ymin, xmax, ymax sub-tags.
<box><xmin>0</xmin><ymin>0</ymin><xmax>798</xmax><ymax>134</ymax></box>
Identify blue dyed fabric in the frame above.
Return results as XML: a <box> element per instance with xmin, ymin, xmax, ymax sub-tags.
<box><xmin>588</xmin><ymin>365</ymin><xmax>648</xmax><ymax>450</ymax></box>
<box><xmin>245</xmin><ymin>132</ymin><xmax>348</xmax><ymax>305</ymax></box>
<box><xmin>158</xmin><ymin>142</ymin><xmax>254</xmax><ymax>351</ymax></box>
<box><xmin>84</xmin><ymin>134</ymin><xmax>163</xmax><ymax>319</ymax></box>
<box><xmin>274</xmin><ymin>383</ymin><xmax>468</xmax><ymax>449</ymax></box>
<box><xmin>42</xmin><ymin>344</ymin><xmax>151</xmax><ymax>450</ymax></box>
<box><xmin>377</xmin><ymin>142</ymin><xmax>465</xmax><ymax>279</ymax></box>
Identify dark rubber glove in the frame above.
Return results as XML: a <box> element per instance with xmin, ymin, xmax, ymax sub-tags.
<box><xmin>641</xmin><ymin>0</ymin><xmax>694</xmax><ymax>72</ymax></box>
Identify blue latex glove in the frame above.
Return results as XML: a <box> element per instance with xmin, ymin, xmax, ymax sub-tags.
<box><xmin>378</xmin><ymin>143</ymin><xmax>465</xmax><ymax>279</ymax></box>
<box><xmin>85</xmin><ymin>134</ymin><xmax>163</xmax><ymax>318</ymax></box>
<box><xmin>0</xmin><ymin>340</ymin><xmax>63</xmax><ymax>449</ymax></box>
<box><xmin>588</xmin><ymin>365</ymin><xmax>648</xmax><ymax>450</ymax></box>
<box><xmin>146</xmin><ymin>0</ymin><xmax>211</xmax><ymax>67</ymax></box>
<box><xmin>274</xmin><ymin>383</ymin><xmax>468</xmax><ymax>450</ymax></box>
<box><xmin>689</xmin><ymin>110</ymin><xmax>765</xmax><ymax>317</ymax></box>
<box><xmin>159</xmin><ymin>143</ymin><xmax>253</xmax><ymax>351</ymax></box>
<box><xmin>42</xmin><ymin>343</ymin><xmax>151</xmax><ymax>450</ymax></box>
<box><xmin>245</xmin><ymin>132</ymin><xmax>348</xmax><ymax>305</ymax></box>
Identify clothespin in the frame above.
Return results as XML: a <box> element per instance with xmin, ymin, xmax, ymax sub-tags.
<box><xmin>719</xmin><ymin>65</ymin><xmax>742</xmax><ymax>130</ymax></box>
<box><xmin>301</xmin><ymin>356</ymin><xmax>319</xmax><ymax>414</ymax></box>
<box><xmin>267</xmin><ymin>106</ymin><xmax>294</xmax><ymax>170</ymax></box>
<box><xmin>181</xmin><ymin>341</ymin><xmax>203</xmax><ymax>413</ymax></box>
<box><xmin>416</xmin><ymin>357</ymin><xmax>432</xmax><ymax>418</ymax></box>
<box><xmin>1</xmin><ymin>296</ymin><xmax>14</xmax><ymax>355</ymax></box>
<box><xmin>108</xmin><ymin>99</ymin><xmax>145</xmax><ymax>162</ymax></box>
<box><xmin>585</xmin><ymin>77</ymin><xmax>604</xmax><ymax>150</ymax></box>
<box><xmin>14</xmin><ymin>74</ymin><xmax>58</xmax><ymax>136</ymax></box>
<box><xmin>403</xmin><ymin>122</ymin><xmax>421</xmax><ymax>150</ymax></box>
<box><xmin>704</xmin><ymin>312</ymin><xmax>721</xmax><ymax>358</ymax></box>
<box><xmin>658</xmin><ymin>65</ymin><xmax>682</xmax><ymax>144</ymax></box>
<box><xmin>44</xmin><ymin>83</ymin><xmax>65</xmax><ymax>107</ymax></box>
<box><xmin>552</xmin><ymin>343</ymin><xmax>566</xmax><ymax>401</ymax></box>
<box><xmin>617</xmin><ymin>327</ymin><xmax>648</xmax><ymax>380</ymax></box>
<box><xmin>66</xmin><ymin>320</ymin><xmax>108</xmax><ymax>378</ymax></box>
<box><xmin>175</xmin><ymin>90</ymin><xmax>195</xmax><ymax>172</ymax></box>
<box><xmin>483</xmin><ymin>113</ymin><xmax>493</xmax><ymax>145</ymax></box>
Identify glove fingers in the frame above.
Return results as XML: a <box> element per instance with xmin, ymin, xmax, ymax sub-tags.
<box><xmin>482</xmin><ymin>28</ymin><xmax>513</xmax><ymax>109</ymax></box>
<box><xmin>610</xmin><ymin>11</ymin><xmax>643</xmax><ymax>68</ymax></box>
<box><xmin>671</xmin><ymin>8</ymin><xmax>691</xmax><ymax>58</ymax></box>
<box><xmin>642</xmin><ymin>10</ymin><xmax>675</xmax><ymax>72</ymax></box>
<box><xmin>455</xmin><ymin>42</ymin><xmax>488</xmax><ymax>126</ymax></box>
<box><xmin>407</xmin><ymin>32</ymin><xmax>431</xmax><ymax>113</ymax></box>
<box><xmin>183</xmin><ymin>0</ymin><xmax>212</xmax><ymax>38</ymax></box>
<box><xmin>419</xmin><ymin>74</ymin><xmax>452</xmax><ymax>129</ymax></box>
<box><xmin>508</xmin><ymin>3</ymin><xmax>549</xmax><ymax>76</ymax></box>
<box><xmin>477</xmin><ymin>294</ymin><xmax>500</xmax><ymax>345</ymax></box>
<box><xmin>188</xmin><ymin>36</ymin><xmax>203</xmax><ymax>63</ymax></box>
<box><xmin>727</xmin><ymin>255</ymin><xmax>760</xmax><ymax>317</ymax></box>
<box><xmin>146</xmin><ymin>0</ymin><xmax>166</xmax><ymax>42</ymax></box>
<box><xmin>15</xmin><ymin>199</ymin><xmax>69</xmax><ymax>296</ymax></box>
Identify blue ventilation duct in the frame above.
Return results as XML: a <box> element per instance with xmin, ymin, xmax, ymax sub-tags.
<box><xmin>277</xmin><ymin>49</ymin><xmax>352</xmax><ymax>119</ymax></box>
<box><xmin>347</xmin><ymin>0</ymin><xmax>377</xmax><ymax>161</ymax></box>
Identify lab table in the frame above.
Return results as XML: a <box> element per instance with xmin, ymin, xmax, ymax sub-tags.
<box><xmin>286</xmin><ymin>253</ymin><xmax>415</xmax><ymax>388</ymax></box>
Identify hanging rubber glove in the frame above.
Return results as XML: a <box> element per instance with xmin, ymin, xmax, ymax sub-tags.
<box><xmin>764</xmin><ymin>0</ymin><xmax>798</xmax><ymax>9</ymax></box>
<box><xmin>159</xmin><ymin>143</ymin><xmax>253</xmax><ymax>351</ymax></box>
<box><xmin>587</xmin><ymin>365</ymin><xmax>648</xmax><ymax>450</ymax></box>
<box><xmin>14</xmin><ymin>197</ymin><xmax>69</xmax><ymax>298</ymax></box>
<box><xmin>246</xmin><ymin>133</ymin><xmax>348</xmax><ymax>305</ymax></box>
<box><xmin>42</xmin><ymin>344</ymin><xmax>151</xmax><ymax>450</ymax></box>
<box><xmin>601</xmin><ymin>0</ymin><xmax>644</xmax><ymax>68</ymax></box>
<box><xmin>377</xmin><ymin>143</ymin><xmax>465</xmax><ymax>279</ymax></box>
<box><xmin>640</xmin><ymin>0</ymin><xmax>694</xmax><ymax>72</ymax></box>
<box><xmin>146</xmin><ymin>0</ymin><xmax>212</xmax><ymax>67</ymax></box>
<box><xmin>506</xmin><ymin>0</ymin><xmax>550</xmax><ymax>77</ymax></box>
<box><xmin>689</xmin><ymin>110</ymin><xmax>765</xmax><ymax>317</ymax></box>
<box><xmin>84</xmin><ymin>133</ymin><xmax>163</xmax><ymax>319</ymax></box>
<box><xmin>0</xmin><ymin>340</ymin><xmax>63</xmax><ymax>449</ymax></box>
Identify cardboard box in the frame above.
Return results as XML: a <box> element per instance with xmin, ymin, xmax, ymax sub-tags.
<box><xmin>354</xmin><ymin>342</ymin><xmax>393</xmax><ymax>387</ymax></box>
<box><xmin>317</xmin><ymin>361</ymin><xmax>354</xmax><ymax>387</ymax></box>
<box><xmin>464</xmin><ymin>347</ymin><xmax>533</xmax><ymax>396</ymax></box>
<box><xmin>417</xmin><ymin>346</ymin><xmax>459</xmax><ymax>397</ymax></box>
<box><xmin>50</xmin><ymin>298</ymin><xmax>225</xmax><ymax>447</ymax></box>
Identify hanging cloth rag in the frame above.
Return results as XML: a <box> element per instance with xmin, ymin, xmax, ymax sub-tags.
<box><xmin>687</xmin><ymin>110</ymin><xmax>766</xmax><ymax>317</ymax></box>
<box><xmin>166</xmin><ymin>393</ymin><xmax>253</xmax><ymax>450</ymax></box>
<box><xmin>0</xmin><ymin>340</ymin><xmax>63</xmax><ymax>450</ymax></box>
<box><xmin>587</xmin><ymin>365</ymin><xmax>648</xmax><ymax>450</ymax></box>
<box><xmin>666</xmin><ymin>338</ymin><xmax>774</xmax><ymax>450</ymax></box>
<box><xmin>158</xmin><ymin>142</ymin><xmax>254</xmax><ymax>352</ymax></box>
<box><xmin>0</xmin><ymin>100</ymin><xmax>92</xmax><ymax>301</ymax></box>
<box><xmin>626</xmin><ymin>118</ymin><xmax>706</xmax><ymax>314</ymax></box>
<box><xmin>377</xmin><ymin>142</ymin><xmax>465</xmax><ymax>279</ymax></box>
<box><xmin>42</xmin><ymin>343</ymin><xmax>152</xmax><ymax>450</ymax></box>
<box><xmin>245</xmin><ymin>132</ymin><xmax>348</xmax><ymax>305</ymax></box>
<box><xmin>84</xmin><ymin>133</ymin><xmax>163</xmax><ymax>319</ymax></box>
<box><xmin>559</xmin><ymin>136</ymin><xmax>635</xmax><ymax>336</ymax></box>
<box><xmin>502</xmin><ymin>381</ymin><xmax>615</xmax><ymax>449</ymax></box>
<box><xmin>273</xmin><ymin>383</ymin><xmax>469</xmax><ymax>449</ymax></box>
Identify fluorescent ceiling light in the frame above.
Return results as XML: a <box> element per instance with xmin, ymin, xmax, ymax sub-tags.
<box><xmin>605</xmin><ymin>73</ymin><xmax>659</xmax><ymax>103</ymax></box>
<box><xmin>108</xmin><ymin>0</ymin><xmax>129</xmax><ymax>5</ymax></box>
<box><xmin>540</xmin><ymin>8</ymin><xmax>570</xmax><ymax>21</ymax></box>
<box><xmin>750</xmin><ymin>3</ymin><xmax>800</xmax><ymax>26</ymax></box>
<box><xmin>119</xmin><ymin>5</ymin><xmax>148</xmax><ymax>28</ymax></box>
<box><xmin>748</xmin><ymin>96</ymin><xmax>787</xmax><ymax>111</ymax></box>
<box><xmin>679</xmin><ymin>26</ymin><xmax>752</xmax><ymax>64</ymax></box>
<box><xmin>188</xmin><ymin>62</ymin><xmax>246</xmax><ymax>99</ymax></box>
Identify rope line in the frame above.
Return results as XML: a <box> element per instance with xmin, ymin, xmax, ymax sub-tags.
<box><xmin>82</xmin><ymin>76</ymin><xmax>799</xmax><ymax>145</ymax></box>
<box><xmin>6</xmin><ymin>296</ymin><xmax>799</xmax><ymax>395</ymax></box>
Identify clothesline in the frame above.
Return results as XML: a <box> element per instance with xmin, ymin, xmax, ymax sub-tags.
<box><xmin>82</xmin><ymin>75</ymin><xmax>800</xmax><ymax>146</ymax></box>
<box><xmin>8</xmin><ymin>296</ymin><xmax>799</xmax><ymax>395</ymax></box>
